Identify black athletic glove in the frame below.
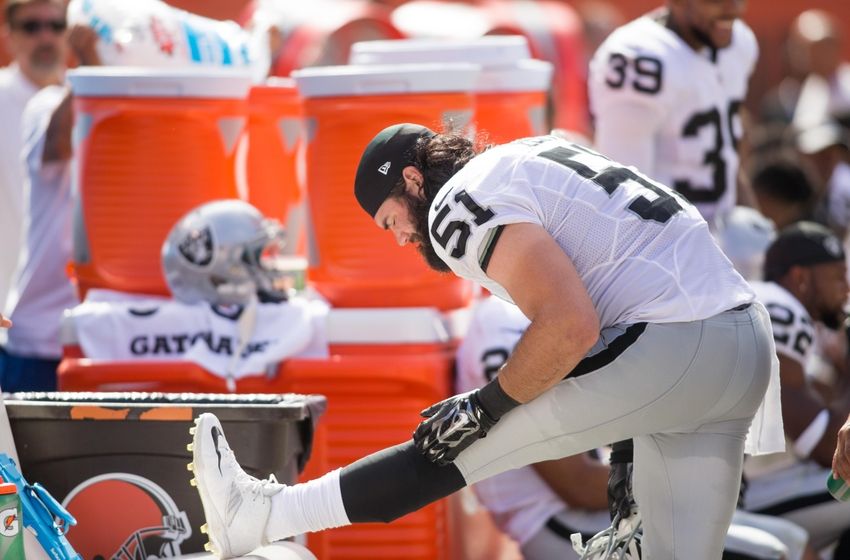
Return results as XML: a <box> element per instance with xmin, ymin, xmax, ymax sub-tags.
<box><xmin>413</xmin><ymin>391</ymin><xmax>496</xmax><ymax>466</ymax></box>
<box><xmin>607</xmin><ymin>439</ymin><xmax>636</xmax><ymax>522</ymax></box>
<box><xmin>414</xmin><ymin>380</ymin><xmax>520</xmax><ymax>466</ymax></box>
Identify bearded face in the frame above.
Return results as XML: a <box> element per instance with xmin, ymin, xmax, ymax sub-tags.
<box><xmin>398</xmin><ymin>189</ymin><xmax>452</xmax><ymax>273</ymax></box>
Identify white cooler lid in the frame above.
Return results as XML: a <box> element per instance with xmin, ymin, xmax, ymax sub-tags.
<box><xmin>476</xmin><ymin>59</ymin><xmax>553</xmax><ymax>93</ymax></box>
<box><xmin>67</xmin><ymin>67</ymin><xmax>254</xmax><ymax>99</ymax></box>
<box><xmin>292</xmin><ymin>63</ymin><xmax>479</xmax><ymax>98</ymax></box>
<box><xmin>349</xmin><ymin>36</ymin><xmax>531</xmax><ymax>66</ymax></box>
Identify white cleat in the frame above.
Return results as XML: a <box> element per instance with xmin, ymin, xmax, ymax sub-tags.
<box><xmin>190</xmin><ymin>413</ymin><xmax>285</xmax><ymax>559</ymax></box>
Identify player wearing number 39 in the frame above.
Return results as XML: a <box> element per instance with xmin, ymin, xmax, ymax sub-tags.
<box><xmin>188</xmin><ymin>125</ymin><xmax>785</xmax><ymax>559</ymax></box>
<box><xmin>588</xmin><ymin>0</ymin><xmax>757</xmax><ymax>229</ymax></box>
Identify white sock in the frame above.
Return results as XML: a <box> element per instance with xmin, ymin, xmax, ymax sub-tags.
<box><xmin>266</xmin><ymin>468</ymin><xmax>351</xmax><ymax>541</ymax></box>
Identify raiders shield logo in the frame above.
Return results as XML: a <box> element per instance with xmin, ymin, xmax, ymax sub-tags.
<box><xmin>178</xmin><ymin>227</ymin><xmax>213</xmax><ymax>266</ymax></box>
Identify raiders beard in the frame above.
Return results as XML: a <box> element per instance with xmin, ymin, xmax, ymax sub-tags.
<box><xmin>399</xmin><ymin>190</ymin><xmax>452</xmax><ymax>273</ymax></box>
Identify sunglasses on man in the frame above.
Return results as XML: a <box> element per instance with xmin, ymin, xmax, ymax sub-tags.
<box><xmin>11</xmin><ymin>18</ymin><xmax>67</xmax><ymax>35</ymax></box>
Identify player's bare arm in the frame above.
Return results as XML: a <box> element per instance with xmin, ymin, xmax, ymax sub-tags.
<box><xmin>41</xmin><ymin>25</ymin><xmax>100</xmax><ymax>163</ymax></box>
<box><xmin>41</xmin><ymin>88</ymin><xmax>72</xmax><ymax>163</ymax></box>
<box><xmin>778</xmin><ymin>352</ymin><xmax>850</xmax><ymax>468</ymax></box>
<box><xmin>734</xmin><ymin>107</ymin><xmax>760</xmax><ymax>211</ymax></box>
<box><xmin>484</xmin><ymin>222</ymin><xmax>599</xmax><ymax>404</ymax></box>
<box><xmin>835</xmin><ymin>417</ymin><xmax>850</xmax><ymax>481</ymax></box>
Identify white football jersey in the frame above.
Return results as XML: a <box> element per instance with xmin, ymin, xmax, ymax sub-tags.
<box><xmin>429</xmin><ymin>136</ymin><xmax>754</xmax><ymax>329</ymax></box>
<box><xmin>750</xmin><ymin>281</ymin><xmax>815</xmax><ymax>368</ymax></box>
<box><xmin>589</xmin><ymin>14</ymin><xmax>758</xmax><ymax>226</ymax></box>
<box><xmin>69</xmin><ymin>290</ymin><xmax>329</xmax><ymax>379</ymax></box>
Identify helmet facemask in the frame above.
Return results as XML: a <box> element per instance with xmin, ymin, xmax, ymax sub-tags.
<box><xmin>241</xmin><ymin>219</ymin><xmax>291</xmax><ymax>304</ymax></box>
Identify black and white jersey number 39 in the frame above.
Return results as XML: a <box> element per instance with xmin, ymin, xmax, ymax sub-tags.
<box><xmin>605</xmin><ymin>52</ymin><xmax>742</xmax><ymax>204</ymax></box>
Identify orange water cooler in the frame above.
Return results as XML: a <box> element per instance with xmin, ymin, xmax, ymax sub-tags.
<box><xmin>292</xmin><ymin>63</ymin><xmax>480</xmax><ymax>310</ymax></box>
<box><xmin>67</xmin><ymin>67</ymin><xmax>252</xmax><ymax>298</ymax></box>
<box><xmin>242</xmin><ymin>78</ymin><xmax>307</xmax><ymax>255</ymax></box>
<box><xmin>349</xmin><ymin>36</ymin><xmax>553</xmax><ymax>143</ymax></box>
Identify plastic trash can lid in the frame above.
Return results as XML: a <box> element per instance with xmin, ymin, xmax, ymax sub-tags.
<box><xmin>292</xmin><ymin>63</ymin><xmax>480</xmax><ymax>98</ymax></box>
<box><xmin>4</xmin><ymin>392</ymin><xmax>326</xmax><ymax>422</ymax></box>
<box><xmin>67</xmin><ymin>67</ymin><xmax>254</xmax><ymax>99</ymax></box>
<box><xmin>349</xmin><ymin>35</ymin><xmax>531</xmax><ymax>66</ymax></box>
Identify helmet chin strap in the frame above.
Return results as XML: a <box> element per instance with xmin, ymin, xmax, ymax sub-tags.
<box><xmin>225</xmin><ymin>293</ymin><xmax>259</xmax><ymax>392</ymax></box>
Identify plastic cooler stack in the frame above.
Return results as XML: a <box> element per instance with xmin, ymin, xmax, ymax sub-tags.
<box><xmin>349</xmin><ymin>35</ymin><xmax>553</xmax><ymax>143</ymax></box>
<box><xmin>292</xmin><ymin>63</ymin><xmax>478</xmax><ymax>310</ymax></box>
<box><xmin>284</xmin><ymin>64</ymin><xmax>480</xmax><ymax>559</ymax></box>
<box><xmin>59</xmin><ymin>61</ymin><xmax>485</xmax><ymax>559</ymax></box>
<box><xmin>67</xmin><ymin>67</ymin><xmax>252</xmax><ymax>299</ymax></box>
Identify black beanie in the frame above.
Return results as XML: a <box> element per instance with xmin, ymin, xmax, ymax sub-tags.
<box><xmin>354</xmin><ymin>123</ymin><xmax>436</xmax><ymax>217</ymax></box>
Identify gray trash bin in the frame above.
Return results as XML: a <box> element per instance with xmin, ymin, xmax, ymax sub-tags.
<box><xmin>4</xmin><ymin>391</ymin><xmax>326</xmax><ymax>560</ymax></box>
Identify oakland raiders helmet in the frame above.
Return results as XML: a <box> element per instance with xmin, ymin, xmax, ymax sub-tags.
<box><xmin>162</xmin><ymin>200</ymin><xmax>289</xmax><ymax>305</ymax></box>
<box><xmin>715</xmin><ymin>206</ymin><xmax>777</xmax><ymax>281</ymax></box>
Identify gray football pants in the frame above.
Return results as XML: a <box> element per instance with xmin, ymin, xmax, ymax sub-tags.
<box><xmin>455</xmin><ymin>303</ymin><xmax>774</xmax><ymax>560</ymax></box>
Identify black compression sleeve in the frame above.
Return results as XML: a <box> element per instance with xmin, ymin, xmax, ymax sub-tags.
<box><xmin>339</xmin><ymin>441</ymin><xmax>467</xmax><ymax>523</ymax></box>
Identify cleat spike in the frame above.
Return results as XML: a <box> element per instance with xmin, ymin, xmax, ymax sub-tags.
<box><xmin>194</xmin><ymin>417</ymin><xmax>201</xmax><ymax>425</ymax></box>
<box><xmin>189</xmin><ymin>426</ymin><xmax>197</xmax><ymax>435</ymax></box>
<box><xmin>201</xmin><ymin>523</ymin><xmax>208</xmax><ymax>534</ymax></box>
<box><xmin>187</xmin><ymin>463</ymin><xmax>194</xmax><ymax>472</ymax></box>
<box><xmin>189</xmin><ymin>478</ymin><xmax>197</xmax><ymax>487</ymax></box>
<box><xmin>186</xmin><ymin>443</ymin><xmax>194</xmax><ymax>452</ymax></box>
<box><xmin>204</xmin><ymin>542</ymin><xmax>214</xmax><ymax>552</ymax></box>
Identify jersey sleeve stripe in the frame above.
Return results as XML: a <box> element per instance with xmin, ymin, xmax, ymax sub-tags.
<box><xmin>478</xmin><ymin>225</ymin><xmax>505</xmax><ymax>273</ymax></box>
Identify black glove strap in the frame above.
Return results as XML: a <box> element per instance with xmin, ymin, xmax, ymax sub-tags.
<box><xmin>477</xmin><ymin>378</ymin><xmax>521</xmax><ymax>421</ymax></box>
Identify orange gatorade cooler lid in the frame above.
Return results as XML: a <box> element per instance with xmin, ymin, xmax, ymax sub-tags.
<box><xmin>0</xmin><ymin>482</ymin><xmax>17</xmax><ymax>495</ymax></box>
